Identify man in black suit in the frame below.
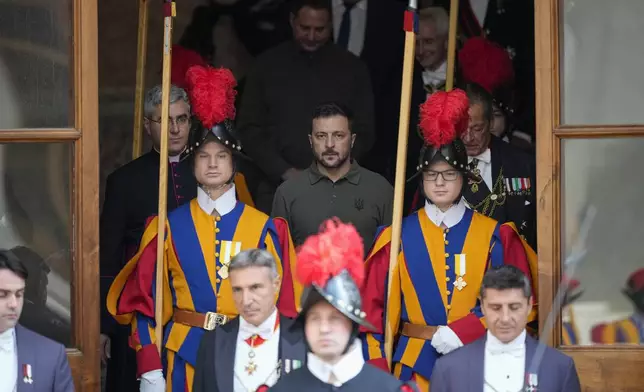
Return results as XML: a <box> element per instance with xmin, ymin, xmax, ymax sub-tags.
<box><xmin>462</xmin><ymin>83</ymin><xmax>536</xmax><ymax>249</ymax></box>
<box><xmin>100</xmin><ymin>84</ymin><xmax>197</xmax><ymax>392</ymax></box>
<box><xmin>193</xmin><ymin>249</ymin><xmax>307</xmax><ymax>392</ymax></box>
<box><xmin>331</xmin><ymin>0</ymin><xmax>406</xmax><ymax>179</ymax></box>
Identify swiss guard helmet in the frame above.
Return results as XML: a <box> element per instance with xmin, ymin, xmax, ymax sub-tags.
<box><xmin>458</xmin><ymin>37</ymin><xmax>515</xmax><ymax>118</ymax></box>
<box><xmin>295</xmin><ymin>218</ymin><xmax>375</xmax><ymax>353</ymax></box>
<box><xmin>623</xmin><ymin>268</ymin><xmax>644</xmax><ymax>313</ymax></box>
<box><xmin>181</xmin><ymin>65</ymin><xmax>246</xmax><ymax>184</ymax></box>
<box><xmin>409</xmin><ymin>89</ymin><xmax>479</xmax><ymax>203</ymax></box>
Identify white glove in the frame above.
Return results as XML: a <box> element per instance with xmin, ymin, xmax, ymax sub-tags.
<box><xmin>140</xmin><ymin>370</ymin><xmax>165</xmax><ymax>392</ymax></box>
<box><xmin>431</xmin><ymin>325</ymin><xmax>463</xmax><ymax>355</ymax></box>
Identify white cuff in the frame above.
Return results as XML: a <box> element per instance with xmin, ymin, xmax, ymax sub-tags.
<box><xmin>141</xmin><ymin>369</ymin><xmax>163</xmax><ymax>383</ymax></box>
<box><xmin>431</xmin><ymin>326</ymin><xmax>464</xmax><ymax>354</ymax></box>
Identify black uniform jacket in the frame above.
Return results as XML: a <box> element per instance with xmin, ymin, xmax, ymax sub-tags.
<box><xmin>193</xmin><ymin>315</ymin><xmax>308</xmax><ymax>392</ymax></box>
<box><xmin>268</xmin><ymin>363</ymin><xmax>419</xmax><ymax>392</ymax></box>
<box><xmin>463</xmin><ymin>136</ymin><xmax>537</xmax><ymax>248</ymax></box>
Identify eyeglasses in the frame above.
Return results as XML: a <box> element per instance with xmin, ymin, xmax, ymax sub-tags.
<box><xmin>146</xmin><ymin>114</ymin><xmax>190</xmax><ymax>128</ymax></box>
<box><xmin>423</xmin><ymin>170</ymin><xmax>460</xmax><ymax>182</ymax></box>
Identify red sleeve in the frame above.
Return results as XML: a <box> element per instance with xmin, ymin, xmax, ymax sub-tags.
<box><xmin>360</xmin><ymin>242</ymin><xmax>391</xmax><ymax>334</ymax></box>
<box><xmin>116</xmin><ymin>217</ymin><xmax>158</xmax><ymax>319</ymax></box>
<box><xmin>448</xmin><ymin>314</ymin><xmax>486</xmax><ymax>345</ymax></box>
<box><xmin>136</xmin><ymin>345</ymin><xmax>163</xmax><ymax>377</ymax></box>
<box><xmin>272</xmin><ymin>217</ymin><xmax>298</xmax><ymax>319</ymax></box>
<box><xmin>499</xmin><ymin>224</ymin><xmax>538</xmax><ymax>300</ymax></box>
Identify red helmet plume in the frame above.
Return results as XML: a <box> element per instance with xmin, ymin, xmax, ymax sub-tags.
<box><xmin>418</xmin><ymin>89</ymin><xmax>470</xmax><ymax>148</ymax></box>
<box><xmin>185</xmin><ymin>65</ymin><xmax>237</xmax><ymax>129</ymax></box>
<box><xmin>627</xmin><ymin>268</ymin><xmax>644</xmax><ymax>292</ymax></box>
<box><xmin>296</xmin><ymin>218</ymin><xmax>365</xmax><ymax>289</ymax></box>
<box><xmin>171</xmin><ymin>45</ymin><xmax>207</xmax><ymax>90</ymax></box>
<box><xmin>458</xmin><ymin>37</ymin><xmax>514</xmax><ymax>93</ymax></box>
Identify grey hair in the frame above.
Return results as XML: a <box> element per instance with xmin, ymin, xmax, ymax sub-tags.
<box><xmin>480</xmin><ymin>265</ymin><xmax>532</xmax><ymax>300</ymax></box>
<box><xmin>229</xmin><ymin>249</ymin><xmax>279</xmax><ymax>279</ymax></box>
<box><xmin>418</xmin><ymin>7</ymin><xmax>449</xmax><ymax>37</ymax></box>
<box><xmin>144</xmin><ymin>84</ymin><xmax>191</xmax><ymax>118</ymax></box>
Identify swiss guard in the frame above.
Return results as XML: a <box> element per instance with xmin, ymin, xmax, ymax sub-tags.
<box><xmin>591</xmin><ymin>268</ymin><xmax>644</xmax><ymax>344</ymax></box>
<box><xmin>106</xmin><ymin>65</ymin><xmax>301</xmax><ymax>392</ymax></box>
<box><xmin>361</xmin><ymin>89</ymin><xmax>537</xmax><ymax>391</ymax></box>
<box><xmin>264</xmin><ymin>219</ymin><xmax>419</xmax><ymax>392</ymax></box>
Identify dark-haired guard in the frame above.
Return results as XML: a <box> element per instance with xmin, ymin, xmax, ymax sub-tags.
<box><xmin>271</xmin><ymin>102</ymin><xmax>392</xmax><ymax>255</ymax></box>
<box><xmin>361</xmin><ymin>90</ymin><xmax>537</xmax><ymax>391</ymax></box>
<box><xmin>591</xmin><ymin>268</ymin><xmax>644</xmax><ymax>344</ymax></box>
<box><xmin>192</xmin><ymin>249</ymin><xmax>307</xmax><ymax>392</ymax></box>
<box><xmin>0</xmin><ymin>250</ymin><xmax>74</xmax><ymax>392</ymax></box>
<box><xmin>237</xmin><ymin>0</ymin><xmax>375</xmax><ymax>213</ymax></box>
<box><xmin>264</xmin><ymin>219</ymin><xmax>418</xmax><ymax>392</ymax></box>
<box><xmin>106</xmin><ymin>66</ymin><xmax>302</xmax><ymax>392</ymax></box>
<box><xmin>430</xmin><ymin>266</ymin><xmax>581</xmax><ymax>392</ymax></box>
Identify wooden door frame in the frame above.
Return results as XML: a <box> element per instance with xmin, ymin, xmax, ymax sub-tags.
<box><xmin>535</xmin><ymin>0</ymin><xmax>644</xmax><ymax>390</ymax></box>
<box><xmin>0</xmin><ymin>0</ymin><xmax>99</xmax><ymax>389</ymax></box>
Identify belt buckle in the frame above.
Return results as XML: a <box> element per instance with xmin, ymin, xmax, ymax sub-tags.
<box><xmin>203</xmin><ymin>312</ymin><xmax>229</xmax><ymax>330</ymax></box>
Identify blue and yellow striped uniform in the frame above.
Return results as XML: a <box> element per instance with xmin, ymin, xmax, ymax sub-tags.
<box><xmin>591</xmin><ymin>316</ymin><xmax>643</xmax><ymax>344</ymax></box>
<box><xmin>361</xmin><ymin>208</ymin><xmax>525</xmax><ymax>392</ymax></box>
<box><xmin>107</xmin><ymin>199</ymin><xmax>301</xmax><ymax>392</ymax></box>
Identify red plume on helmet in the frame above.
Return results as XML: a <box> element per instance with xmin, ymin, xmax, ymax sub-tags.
<box><xmin>185</xmin><ymin>65</ymin><xmax>237</xmax><ymax>130</ymax></box>
<box><xmin>418</xmin><ymin>89</ymin><xmax>470</xmax><ymax>149</ymax></box>
<box><xmin>626</xmin><ymin>268</ymin><xmax>644</xmax><ymax>293</ymax></box>
<box><xmin>296</xmin><ymin>218</ymin><xmax>365</xmax><ymax>289</ymax></box>
<box><xmin>171</xmin><ymin>45</ymin><xmax>207</xmax><ymax>90</ymax></box>
<box><xmin>458</xmin><ymin>37</ymin><xmax>514</xmax><ymax>94</ymax></box>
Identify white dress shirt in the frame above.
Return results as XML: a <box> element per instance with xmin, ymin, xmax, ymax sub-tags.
<box><xmin>484</xmin><ymin>329</ymin><xmax>526</xmax><ymax>392</ymax></box>
<box><xmin>0</xmin><ymin>328</ymin><xmax>17</xmax><ymax>392</ymax></box>
<box><xmin>470</xmin><ymin>0</ymin><xmax>490</xmax><ymax>27</ymax></box>
<box><xmin>424</xmin><ymin>199</ymin><xmax>467</xmax><ymax>229</ymax></box>
<box><xmin>422</xmin><ymin>61</ymin><xmax>447</xmax><ymax>89</ymax></box>
<box><xmin>469</xmin><ymin>148</ymin><xmax>493</xmax><ymax>191</ymax></box>
<box><xmin>197</xmin><ymin>184</ymin><xmax>237</xmax><ymax>216</ymax></box>
<box><xmin>332</xmin><ymin>0</ymin><xmax>367</xmax><ymax>57</ymax></box>
<box><xmin>234</xmin><ymin>309</ymin><xmax>281</xmax><ymax>392</ymax></box>
<box><xmin>307</xmin><ymin>339</ymin><xmax>364</xmax><ymax>386</ymax></box>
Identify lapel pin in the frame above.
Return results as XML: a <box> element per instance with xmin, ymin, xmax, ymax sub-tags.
<box><xmin>23</xmin><ymin>364</ymin><xmax>33</xmax><ymax>384</ymax></box>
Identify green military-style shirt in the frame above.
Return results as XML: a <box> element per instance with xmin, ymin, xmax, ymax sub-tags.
<box><xmin>272</xmin><ymin>161</ymin><xmax>393</xmax><ymax>255</ymax></box>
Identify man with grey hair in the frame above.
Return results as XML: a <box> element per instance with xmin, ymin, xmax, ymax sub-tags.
<box><xmin>430</xmin><ymin>265</ymin><xmax>581</xmax><ymax>392</ymax></box>
<box><xmin>193</xmin><ymin>249</ymin><xmax>307</xmax><ymax>392</ymax></box>
<box><xmin>416</xmin><ymin>6</ymin><xmax>449</xmax><ymax>95</ymax></box>
<box><xmin>100</xmin><ymin>84</ymin><xmax>196</xmax><ymax>392</ymax></box>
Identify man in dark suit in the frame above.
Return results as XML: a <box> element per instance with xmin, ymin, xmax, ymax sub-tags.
<box><xmin>0</xmin><ymin>250</ymin><xmax>74</xmax><ymax>392</ymax></box>
<box><xmin>193</xmin><ymin>249</ymin><xmax>307</xmax><ymax>392</ymax></box>
<box><xmin>100</xmin><ymin>84</ymin><xmax>197</xmax><ymax>392</ymax></box>
<box><xmin>431</xmin><ymin>265</ymin><xmax>581</xmax><ymax>392</ymax></box>
<box><xmin>462</xmin><ymin>83</ymin><xmax>536</xmax><ymax>248</ymax></box>
<box><xmin>330</xmin><ymin>0</ymin><xmax>406</xmax><ymax>179</ymax></box>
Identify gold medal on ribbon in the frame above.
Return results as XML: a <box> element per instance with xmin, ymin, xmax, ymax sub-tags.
<box><xmin>454</xmin><ymin>254</ymin><xmax>467</xmax><ymax>291</ymax></box>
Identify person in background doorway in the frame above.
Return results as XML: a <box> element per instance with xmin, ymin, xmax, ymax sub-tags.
<box><xmin>271</xmin><ymin>102</ymin><xmax>392</xmax><ymax>255</ymax></box>
<box><xmin>237</xmin><ymin>0</ymin><xmax>374</xmax><ymax>213</ymax></box>
<box><xmin>430</xmin><ymin>266</ymin><xmax>580</xmax><ymax>392</ymax></box>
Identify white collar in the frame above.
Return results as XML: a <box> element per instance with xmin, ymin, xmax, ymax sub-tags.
<box><xmin>239</xmin><ymin>308</ymin><xmax>279</xmax><ymax>341</ymax></box>
<box><xmin>468</xmin><ymin>148</ymin><xmax>491</xmax><ymax>164</ymax></box>
<box><xmin>197</xmin><ymin>185</ymin><xmax>237</xmax><ymax>216</ymax></box>
<box><xmin>307</xmin><ymin>339</ymin><xmax>364</xmax><ymax>386</ymax></box>
<box><xmin>0</xmin><ymin>327</ymin><xmax>15</xmax><ymax>351</ymax></box>
<box><xmin>424</xmin><ymin>199</ymin><xmax>466</xmax><ymax>228</ymax></box>
<box><xmin>486</xmin><ymin>329</ymin><xmax>526</xmax><ymax>355</ymax></box>
<box><xmin>333</xmin><ymin>0</ymin><xmax>367</xmax><ymax>11</ymax></box>
<box><xmin>153</xmin><ymin>147</ymin><xmax>183</xmax><ymax>163</ymax></box>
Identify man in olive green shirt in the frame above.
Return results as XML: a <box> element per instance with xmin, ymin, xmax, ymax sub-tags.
<box><xmin>271</xmin><ymin>102</ymin><xmax>393</xmax><ymax>255</ymax></box>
